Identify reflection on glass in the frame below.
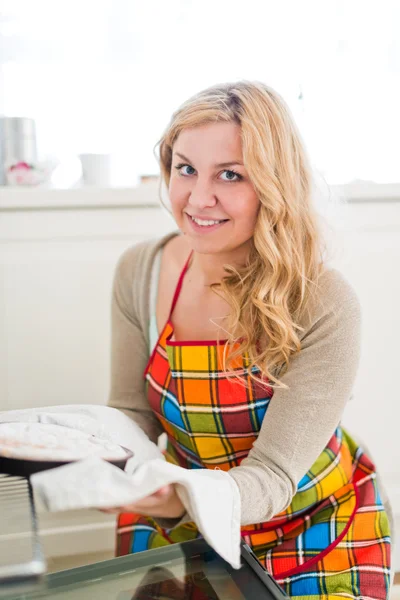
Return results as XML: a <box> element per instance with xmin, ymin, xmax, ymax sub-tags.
<box><xmin>127</xmin><ymin>566</ymin><xmax>218</xmax><ymax>599</ymax></box>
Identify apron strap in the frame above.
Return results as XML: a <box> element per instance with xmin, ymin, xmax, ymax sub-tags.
<box><xmin>169</xmin><ymin>251</ymin><xmax>193</xmax><ymax>318</ymax></box>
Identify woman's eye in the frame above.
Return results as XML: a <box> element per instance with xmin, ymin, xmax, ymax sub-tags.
<box><xmin>220</xmin><ymin>169</ymin><xmax>242</xmax><ymax>182</ymax></box>
<box><xmin>174</xmin><ymin>164</ymin><xmax>195</xmax><ymax>176</ymax></box>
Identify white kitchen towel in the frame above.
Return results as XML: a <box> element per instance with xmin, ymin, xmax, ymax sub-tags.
<box><xmin>0</xmin><ymin>405</ymin><xmax>241</xmax><ymax>569</ymax></box>
<box><xmin>31</xmin><ymin>456</ymin><xmax>241</xmax><ymax>568</ymax></box>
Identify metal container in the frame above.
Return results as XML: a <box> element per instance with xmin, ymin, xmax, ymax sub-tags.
<box><xmin>0</xmin><ymin>117</ymin><xmax>38</xmax><ymax>185</ymax></box>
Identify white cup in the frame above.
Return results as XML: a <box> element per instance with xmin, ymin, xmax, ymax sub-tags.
<box><xmin>78</xmin><ymin>153</ymin><xmax>138</xmax><ymax>187</ymax></box>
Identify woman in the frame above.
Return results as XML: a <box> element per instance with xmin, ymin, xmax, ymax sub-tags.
<box><xmin>108</xmin><ymin>81</ymin><xmax>391</xmax><ymax>598</ymax></box>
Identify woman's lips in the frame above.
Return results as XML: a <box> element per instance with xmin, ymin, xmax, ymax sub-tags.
<box><xmin>185</xmin><ymin>213</ymin><xmax>229</xmax><ymax>233</ymax></box>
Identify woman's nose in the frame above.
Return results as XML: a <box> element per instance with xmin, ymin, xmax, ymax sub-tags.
<box><xmin>187</xmin><ymin>178</ymin><xmax>217</xmax><ymax>209</ymax></box>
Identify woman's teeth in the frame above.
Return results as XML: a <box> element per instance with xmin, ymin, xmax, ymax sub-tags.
<box><xmin>190</xmin><ymin>215</ymin><xmax>225</xmax><ymax>227</ymax></box>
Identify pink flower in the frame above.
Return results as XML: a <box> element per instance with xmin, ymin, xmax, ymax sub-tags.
<box><xmin>9</xmin><ymin>162</ymin><xmax>33</xmax><ymax>171</ymax></box>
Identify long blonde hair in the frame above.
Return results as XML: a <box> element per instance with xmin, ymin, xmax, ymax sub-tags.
<box><xmin>155</xmin><ymin>80</ymin><xmax>325</xmax><ymax>389</ymax></box>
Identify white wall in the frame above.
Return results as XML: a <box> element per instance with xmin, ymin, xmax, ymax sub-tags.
<box><xmin>0</xmin><ymin>187</ymin><xmax>399</xmax><ymax>567</ymax></box>
<box><xmin>0</xmin><ymin>191</ymin><xmax>175</xmax><ymax>412</ymax></box>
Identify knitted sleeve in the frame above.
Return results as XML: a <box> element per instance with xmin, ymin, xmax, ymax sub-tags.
<box><xmin>228</xmin><ymin>269</ymin><xmax>362</xmax><ymax>525</ymax></box>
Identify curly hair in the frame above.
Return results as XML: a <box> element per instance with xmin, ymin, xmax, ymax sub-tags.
<box><xmin>155</xmin><ymin>80</ymin><xmax>326</xmax><ymax>389</ymax></box>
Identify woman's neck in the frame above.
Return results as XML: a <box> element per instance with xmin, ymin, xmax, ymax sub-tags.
<box><xmin>188</xmin><ymin>242</ymin><xmax>252</xmax><ymax>287</ymax></box>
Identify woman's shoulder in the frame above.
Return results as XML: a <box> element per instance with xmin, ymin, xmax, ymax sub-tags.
<box><xmin>114</xmin><ymin>230</ymin><xmax>181</xmax><ymax>281</ymax></box>
<box><xmin>318</xmin><ymin>267</ymin><xmax>360</xmax><ymax>308</ymax></box>
<box><xmin>301</xmin><ymin>266</ymin><xmax>361</xmax><ymax>334</ymax></box>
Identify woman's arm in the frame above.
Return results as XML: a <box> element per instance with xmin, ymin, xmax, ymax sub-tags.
<box><xmin>106</xmin><ymin>241</ymin><xmax>189</xmax><ymax>524</ymax></box>
<box><xmin>108</xmin><ymin>244</ymin><xmax>164</xmax><ymax>443</ymax></box>
<box><xmin>228</xmin><ymin>269</ymin><xmax>362</xmax><ymax>526</ymax></box>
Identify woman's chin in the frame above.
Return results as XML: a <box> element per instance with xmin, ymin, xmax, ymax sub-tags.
<box><xmin>182</xmin><ymin>234</ymin><xmax>234</xmax><ymax>256</ymax></box>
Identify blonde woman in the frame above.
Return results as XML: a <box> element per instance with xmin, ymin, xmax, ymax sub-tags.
<box><xmin>108</xmin><ymin>81</ymin><xmax>391</xmax><ymax>598</ymax></box>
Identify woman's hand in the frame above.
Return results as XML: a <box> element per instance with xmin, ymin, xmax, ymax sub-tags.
<box><xmin>100</xmin><ymin>484</ymin><xmax>185</xmax><ymax>519</ymax></box>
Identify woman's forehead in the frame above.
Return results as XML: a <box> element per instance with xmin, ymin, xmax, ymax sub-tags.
<box><xmin>173</xmin><ymin>122</ymin><xmax>243</xmax><ymax>158</ymax></box>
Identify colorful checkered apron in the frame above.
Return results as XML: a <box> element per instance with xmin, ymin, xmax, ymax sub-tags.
<box><xmin>117</xmin><ymin>253</ymin><xmax>391</xmax><ymax>599</ymax></box>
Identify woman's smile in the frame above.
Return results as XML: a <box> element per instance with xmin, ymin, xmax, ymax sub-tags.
<box><xmin>185</xmin><ymin>212</ymin><xmax>230</xmax><ymax>233</ymax></box>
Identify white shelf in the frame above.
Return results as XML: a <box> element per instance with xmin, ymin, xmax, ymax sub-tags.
<box><xmin>0</xmin><ymin>182</ymin><xmax>162</xmax><ymax>210</ymax></box>
<box><xmin>333</xmin><ymin>181</ymin><xmax>400</xmax><ymax>202</ymax></box>
<box><xmin>0</xmin><ymin>181</ymin><xmax>399</xmax><ymax>211</ymax></box>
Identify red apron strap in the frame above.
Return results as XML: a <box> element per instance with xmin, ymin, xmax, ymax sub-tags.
<box><xmin>169</xmin><ymin>251</ymin><xmax>193</xmax><ymax>318</ymax></box>
<box><xmin>143</xmin><ymin>250</ymin><xmax>193</xmax><ymax>379</ymax></box>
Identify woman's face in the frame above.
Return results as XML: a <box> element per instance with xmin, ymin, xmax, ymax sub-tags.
<box><xmin>169</xmin><ymin>121</ymin><xmax>260</xmax><ymax>257</ymax></box>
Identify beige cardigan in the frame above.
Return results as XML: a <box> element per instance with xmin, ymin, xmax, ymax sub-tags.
<box><xmin>108</xmin><ymin>231</ymin><xmax>362</xmax><ymax>526</ymax></box>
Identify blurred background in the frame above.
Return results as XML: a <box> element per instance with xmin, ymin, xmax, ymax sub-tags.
<box><xmin>0</xmin><ymin>0</ymin><xmax>399</xmax><ymax>185</ymax></box>
<box><xmin>0</xmin><ymin>0</ymin><xmax>399</xmax><ymax>579</ymax></box>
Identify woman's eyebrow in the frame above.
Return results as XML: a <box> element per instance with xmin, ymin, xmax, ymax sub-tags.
<box><xmin>174</xmin><ymin>152</ymin><xmax>243</xmax><ymax>168</ymax></box>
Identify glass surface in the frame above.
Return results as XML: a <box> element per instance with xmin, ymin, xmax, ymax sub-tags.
<box><xmin>6</xmin><ymin>540</ymin><xmax>287</xmax><ymax>600</ymax></box>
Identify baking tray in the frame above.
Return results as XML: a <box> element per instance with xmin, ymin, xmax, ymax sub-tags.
<box><xmin>0</xmin><ymin>446</ymin><xmax>133</xmax><ymax>478</ymax></box>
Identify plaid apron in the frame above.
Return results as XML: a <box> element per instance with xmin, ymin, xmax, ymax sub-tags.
<box><xmin>117</xmin><ymin>253</ymin><xmax>391</xmax><ymax>600</ymax></box>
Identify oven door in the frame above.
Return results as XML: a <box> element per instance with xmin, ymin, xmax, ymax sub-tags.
<box><xmin>0</xmin><ymin>474</ymin><xmax>46</xmax><ymax>598</ymax></box>
<box><xmin>5</xmin><ymin>538</ymin><xmax>287</xmax><ymax>600</ymax></box>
